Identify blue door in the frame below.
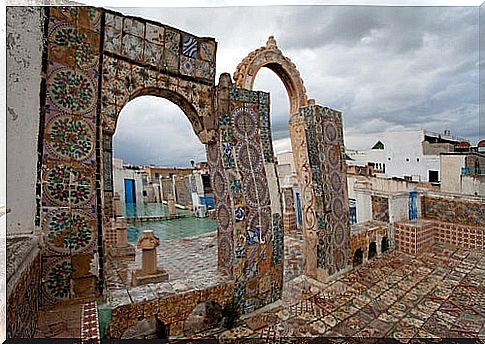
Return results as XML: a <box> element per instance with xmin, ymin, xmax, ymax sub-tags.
<box><xmin>408</xmin><ymin>191</ymin><xmax>418</xmax><ymax>220</ymax></box>
<box><xmin>124</xmin><ymin>179</ymin><xmax>136</xmax><ymax>204</ymax></box>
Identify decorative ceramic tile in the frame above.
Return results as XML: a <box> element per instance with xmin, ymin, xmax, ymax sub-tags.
<box><xmin>145</xmin><ymin>22</ymin><xmax>164</xmax><ymax>45</ymax></box>
<box><xmin>122</xmin><ymin>17</ymin><xmax>145</xmax><ymax>37</ymax></box>
<box><xmin>180</xmin><ymin>55</ymin><xmax>196</xmax><ymax>77</ymax></box>
<box><xmin>105</xmin><ymin>12</ymin><xmax>122</xmax><ymax>30</ymax></box>
<box><xmin>182</xmin><ymin>33</ymin><xmax>198</xmax><ymax>58</ymax></box>
<box><xmin>104</xmin><ymin>25</ymin><xmax>121</xmax><ymax>54</ymax></box>
<box><xmin>164</xmin><ymin>29</ymin><xmax>180</xmax><ymax>52</ymax></box>
<box><xmin>161</xmin><ymin>48</ymin><xmax>179</xmax><ymax>73</ymax></box>
<box><xmin>47</xmin><ymin>67</ymin><xmax>97</xmax><ymax>115</ymax></box>
<box><xmin>44</xmin><ymin>114</ymin><xmax>95</xmax><ymax>163</ymax></box>
<box><xmin>41</xmin><ymin>256</ymin><xmax>73</xmax><ymax>303</ymax></box>
<box><xmin>121</xmin><ymin>33</ymin><xmax>144</xmax><ymax>62</ymax></box>
<box><xmin>143</xmin><ymin>41</ymin><xmax>163</xmax><ymax>66</ymax></box>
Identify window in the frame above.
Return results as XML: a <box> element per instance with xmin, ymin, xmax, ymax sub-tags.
<box><xmin>416</xmin><ymin>157</ymin><xmax>420</xmax><ymax>162</ymax></box>
<box><xmin>349</xmin><ymin>198</ymin><xmax>357</xmax><ymax>225</ymax></box>
<box><xmin>428</xmin><ymin>170</ymin><xmax>439</xmax><ymax>183</ymax></box>
<box><xmin>406</xmin><ymin>158</ymin><xmax>410</xmax><ymax>162</ymax></box>
<box><xmin>201</xmin><ymin>174</ymin><xmax>211</xmax><ymax>188</ymax></box>
<box><xmin>387</xmin><ymin>157</ymin><xmax>391</xmax><ymax>161</ymax></box>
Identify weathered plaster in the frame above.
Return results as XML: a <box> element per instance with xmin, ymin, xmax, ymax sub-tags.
<box><xmin>6</xmin><ymin>7</ymin><xmax>45</xmax><ymax>234</ymax></box>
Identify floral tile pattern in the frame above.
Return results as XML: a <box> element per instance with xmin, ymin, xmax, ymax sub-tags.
<box><xmin>40</xmin><ymin>6</ymin><xmax>101</xmax><ymax>305</ymax></box>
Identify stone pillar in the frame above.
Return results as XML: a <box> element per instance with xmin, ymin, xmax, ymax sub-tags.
<box><xmin>132</xmin><ymin>231</ymin><xmax>168</xmax><ymax>286</ymax></box>
<box><xmin>113</xmin><ymin>192</ymin><xmax>123</xmax><ymax>218</ymax></box>
<box><xmin>108</xmin><ymin>218</ymin><xmax>135</xmax><ymax>259</ymax></box>
<box><xmin>168</xmin><ymin>197</ymin><xmax>176</xmax><ymax>217</ymax></box>
<box><xmin>141</xmin><ymin>246</ymin><xmax>157</xmax><ymax>274</ymax></box>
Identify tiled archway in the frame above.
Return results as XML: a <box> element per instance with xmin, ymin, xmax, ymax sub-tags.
<box><xmin>234</xmin><ymin>37</ymin><xmax>351</xmax><ymax>282</ymax></box>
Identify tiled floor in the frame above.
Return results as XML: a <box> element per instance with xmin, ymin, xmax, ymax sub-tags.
<box><xmin>35</xmin><ymin>233</ymin><xmax>485</xmax><ymax>341</ymax></box>
<box><xmin>105</xmin><ymin>231</ymin><xmax>219</xmax><ymax>289</ymax></box>
<box><xmin>194</xmin><ymin>242</ymin><xmax>485</xmax><ymax>341</ymax></box>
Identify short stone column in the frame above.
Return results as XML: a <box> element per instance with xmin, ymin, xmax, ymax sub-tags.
<box><xmin>132</xmin><ymin>231</ymin><xmax>169</xmax><ymax>286</ymax></box>
<box><xmin>168</xmin><ymin>197</ymin><xmax>176</xmax><ymax>217</ymax></box>
<box><xmin>113</xmin><ymin>192</ymin><xmax>123</xmax><ymax>217</ymax></box>
<box><xmin>108</xmin><ymin>217</ymin><xmax>135</xmax><ymax>259</ymax></box>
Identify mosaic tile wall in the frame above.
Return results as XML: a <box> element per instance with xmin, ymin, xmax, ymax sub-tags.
<box><xmin>7</xmin><ymin>246</ymin><xmax>42</xmax><ymax>338</ymax></box>
<box><xmin>39</xmin><ymin>6</ymin><xmax>102</xmax><ymax>305</ymax></box>
<box><xmin>395</xmin><ymin>219</ymin><xmax>485</xmax><ymax>256</ymax></box>
<box><xmin>422</xmin><ymin>195</ymin><xmax>485</xmax><ymax>227</ymax></box>
<box><xmin>372</xmin><ymin>195</ymin><xmax>389</xmax><ymax>222</ymax></box>
<box><xmin>37</xmin><ymin>6</ymin><xmax>221</xmax><ymax>305</ymax></box>
<box><xmin>100</xmin><ymin>9</ymin><xmax>216</xmax><ymax>136</ymax></box>
<box><xmin>212</xmin><ymin>84</ymin><xmax>283</xmax><ymax>315</ymax></box>
<box><xmin>302</xmin><ymin>105</ymin><xmax>351</xmax><ymax>278</ymax></box>
<box><xmin>434</xmin><ymin>221</ymin><xmax>484</xmax><ymax>250</ymax></box>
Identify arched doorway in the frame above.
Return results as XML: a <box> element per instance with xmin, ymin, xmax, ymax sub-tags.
<box><xmin>111</xmin><ymin>95</ymin><xmax>212</xmax><ymax>229</ymax></box>
<box><xmin>353</xmin><ymin>248</ymin><xmax>363</xmax><ymax>267</ymax></box>
<box><xmin>368</xmin><ymin>242</ymin><xmax>377</xmax><ymax>260</ymax></box>
<box><xmin>381</xmin><ymin>236</ymin><xmax>389</xmax><ymax>253</ymax></box>
<box><xmin>102</xmin><ymin>90</ymin><xmax>220</xmax><ymax>281</ymax></box>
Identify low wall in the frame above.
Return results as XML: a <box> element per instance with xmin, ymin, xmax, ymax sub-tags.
<box><xmin>434</xmin><ymin>221</ymin><xmax>484</xmax><ymax>250</ymax></box>
<box><xmin>6</xmin><ymin>235</ymin><xmax>42</xmax><ymax>338</ymax></box>
<box><xmin>106</xmin><ymin>275</ymin><xmax>234</xmax><ymax>338</ymax></box>
<box><xmin>395</xmin><ymin>220</ymin><xmax>435</xmax><ymax>256</ymax></box>
<box><xmin>422</xmin><ymin>194</ymin><xmax>484</xmax><ymax>227</ymax></box>
<box><xmin>395</xmin><ymin>219</ymin><xmax>485</xmax><ymax>256</ymax></box>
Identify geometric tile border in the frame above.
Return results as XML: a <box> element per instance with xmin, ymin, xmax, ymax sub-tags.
<box><xmin>81</xmin><ymin>301</ymin><xmax>100</xmax><ymax>343</ymax></box>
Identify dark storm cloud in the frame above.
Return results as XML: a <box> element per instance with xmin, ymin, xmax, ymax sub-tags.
<box><xmin>100</xmin><ymin>4</ymin><xmax>479</xmax><ymax>164</ymax></box>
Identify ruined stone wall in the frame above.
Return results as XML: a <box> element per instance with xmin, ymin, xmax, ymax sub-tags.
<box><xmin>6</xmin><ymin>7</ymin><xmax>45</xmax><ymax>234</ymax></box>
<box><xmin>35</xmin><ymin>6</ymin><xmax>220</xmax><ymax>306</ymax></box>
<box><xmin>350</xmin><ymin>222</ymin><xmax>388</xmax><ymax>259</ymax></box>
<box><xmin>106</xmin><ymin>278</ymin><xmax>234</xmax><ymax>337</ymax></box>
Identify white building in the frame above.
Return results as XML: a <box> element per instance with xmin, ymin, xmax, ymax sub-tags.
<box><xmin>347</xmin><ymin>130</ymin><xmax>466</xmax><ymax>183</ymax></box>
<box><xmin>112</xmin><ymin>158</ymin><xmax>145</xmax><ymax>210</ymax></box>
<box><xmin>440</xmin><ymin>152</ymin><xmax>485</xmax><ymax>196</ymax></box>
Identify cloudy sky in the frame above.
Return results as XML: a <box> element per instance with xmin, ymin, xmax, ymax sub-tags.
<box><xmin>100</xmin><ymin>4</ymin><xmax>480</xmax><ymax>167</ymax></box>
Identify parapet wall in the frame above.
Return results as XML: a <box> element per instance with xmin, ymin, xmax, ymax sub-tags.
<box><xmin>395</xmin><ymin>219</ymin><xmax>484</xmax><ymax>256</ymax></box>
<box><xmin>6</xmin><ymin>236</ymin><xmax>42</xmax><ymax>338</ymax></box>
<box><xmin>422</xmin><ymin>193</ymin><xmax>484</xmax><ymax>227</ymax></box>
<box><xmin>106</xmin><ymin>276</ymin><xmax>234</xmax><ymax>337</ymax></box>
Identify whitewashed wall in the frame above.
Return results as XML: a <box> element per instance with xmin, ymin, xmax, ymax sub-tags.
<box><xmin>6</xmin><ymin>7</ymin><xmax>44</xmax><ymax>234</ymax></box>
